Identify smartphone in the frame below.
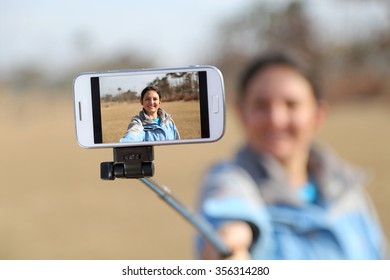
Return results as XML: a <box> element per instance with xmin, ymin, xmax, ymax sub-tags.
<box><xmin>73</xmin><ymin>65</ymin><xmax>225</xmax><ymax>148</ymax></box>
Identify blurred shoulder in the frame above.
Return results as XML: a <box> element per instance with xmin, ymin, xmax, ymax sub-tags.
<box><xmin>200</xmin><ymin>156</ymin><xmax>262</xmax><ymax>204</ymax></box>
<box><xmin>309</xmin><ymin>142</ymin><xmax>367</xmax><ymax>187</ymax></box>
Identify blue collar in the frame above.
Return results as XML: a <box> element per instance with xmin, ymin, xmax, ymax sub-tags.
<box><xmin>299</xmin><ymin>180</ymin><xmax>317</xmax><ymax>203</ymax></box>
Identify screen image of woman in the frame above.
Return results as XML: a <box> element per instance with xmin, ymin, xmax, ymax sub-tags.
<box><xmin>119</xmin><ymin>85</ymin><xmax>180</xmax><ymax>142</ymax></box>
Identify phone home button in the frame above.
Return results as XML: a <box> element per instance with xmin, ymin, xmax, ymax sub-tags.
<box><xmin>212</xmin><ymin>95</ymin><xmax>219</xmax><ymax>113</ymax></box>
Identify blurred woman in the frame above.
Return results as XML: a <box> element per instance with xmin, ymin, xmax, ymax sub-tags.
<box><xmin>196</xmin><ymin>53</ymin><xmax>388</xmax><ymax>259</ymax></box>
<box><xmin>120</xmin><ymin>85</ymin><xmax>180</xmax><ymax>142</ymax></box>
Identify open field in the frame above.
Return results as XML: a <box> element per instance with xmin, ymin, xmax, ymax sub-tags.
<box><xmin>101</xmin><ymin>101</ymin><xmax>200</xmax><ymax>143</ymax></box>
<box><xmin>0</xmin><ymin>91</ymin><xmax>389</xmax><ymax>259</ymax></box>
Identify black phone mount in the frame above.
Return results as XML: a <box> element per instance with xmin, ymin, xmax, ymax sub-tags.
<box><xmin>100</xmin><ymin>146</ymin><xmax>231</xmax><ymax>259</ymax></box>
<box><xmin>101</xmin><ymin>146</ymin><xmax>155</xmax><ymax>179</ymax></box>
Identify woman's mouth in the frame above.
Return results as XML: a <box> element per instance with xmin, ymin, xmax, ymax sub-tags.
<box><xmin>263</xmin><ymin>131</ymin><xmax>290</xmax><ymax>143</ymax></box>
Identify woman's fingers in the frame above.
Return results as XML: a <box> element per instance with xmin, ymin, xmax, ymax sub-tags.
<box><xmin>219</xmin><ymin>221</ymin><xmax>252</xmax><ymax>259</ymax></box>
<box><xmin>202</xmin><ymin>221</ymin><xmax>253</xmax><ymax>260</ymax></box>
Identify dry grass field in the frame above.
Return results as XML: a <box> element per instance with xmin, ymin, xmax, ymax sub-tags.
<box><xmin>0</xmin><ymin>90</ymin><xmax>389</xmax><ymax>259</ymax></box>
<box><xmin>101</xmin><ymin>101</ymin><xmax>200</xmax><ymax>143</ymax></box>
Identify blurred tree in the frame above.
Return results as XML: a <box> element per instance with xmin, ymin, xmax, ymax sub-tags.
<box><xmin>215</xmin><ymin>1</ymin><xmax>318</xmax><ymax>98</ymax></box>
<box><xmin>267</xmin><ymin>2</ymin><xmax>316</xmax><ymax>58</ymax></box>
<box><xmin>320</xmin><ymin>0</ymin><xmax>390</xmax><ymax>102</ymax></box>
<box><xmin>214</xmin><ymin>0</ymin><xmax>390</xmax><ymax>104</ymax></box>
<box><xmin>11</xmin><ymin>66</ymin><xmax>47</xmax><ymax>91</ymax></box>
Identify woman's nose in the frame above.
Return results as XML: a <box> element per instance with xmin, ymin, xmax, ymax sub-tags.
<box><xmin>266</xmin><ymin>105</ymin><xmax>289</xmax><ymax>129</ymax></box>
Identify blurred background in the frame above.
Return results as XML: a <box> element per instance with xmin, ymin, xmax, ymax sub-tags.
<box><xmin>0</xmin><ymin>0</ymin><xmax>389</xmax><ymax>259</ymax></box>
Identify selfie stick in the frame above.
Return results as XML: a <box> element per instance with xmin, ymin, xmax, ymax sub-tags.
<box><xmin>100</xmin><ymin>146</ymin><xmax>232</xmax><ymax>259</ymax></box>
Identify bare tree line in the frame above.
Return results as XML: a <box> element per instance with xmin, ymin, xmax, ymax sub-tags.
<box><xmin>101</xmin><ymin>72</ymin><xmax>199</xmax><ymax>103</ymax></box>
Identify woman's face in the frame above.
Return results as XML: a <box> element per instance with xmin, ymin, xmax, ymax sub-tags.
<box><xmin>238</xmin><ymin>65</ymin><xmax>325</xmax><ymax>163</ymax></box>
<box><xmin>141</xmin><ymin>90</ymin><xmax>161</xmax><ymax>117</ymax></box>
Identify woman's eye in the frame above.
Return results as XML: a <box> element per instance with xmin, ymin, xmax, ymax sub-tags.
<box><xmin>286</xmin><ymin>100</ymin><xmax>298</xmax><ymax>109</ymax></box>
<box><xmin>252</xmin><ymin>101</ymin><xmax>267</xmax><ymax>111</ymax></box>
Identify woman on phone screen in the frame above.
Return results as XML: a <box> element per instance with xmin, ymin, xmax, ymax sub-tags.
<box><xmin>196</xmin><ymin>53</ymin><xmax>388</xmax><ymax>260</ymax></box>
<box><xmin>120</xmin><ymin>85</ymin><xmax>180</xmax><ymax>142</ymax></box>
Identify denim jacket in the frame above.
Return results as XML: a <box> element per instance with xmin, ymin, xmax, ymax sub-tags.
<box><xmin>196</xmin><ymin>144</ymin><xmax>388</xmax><ymax>259</ymax></box>
<box><xmin>120</xmin><ymin>108</ymin><xmax>180</xmax><ymax>142</ymax></box>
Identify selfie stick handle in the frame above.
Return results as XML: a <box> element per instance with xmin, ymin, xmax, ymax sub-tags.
<box><xmin>138</xmin><ymin>177</ymin><xmax>231</xmax><ymax>259</ymax></box>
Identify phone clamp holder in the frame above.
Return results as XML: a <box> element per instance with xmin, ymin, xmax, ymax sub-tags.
<box><xmin>100</xmin><ymin>146</ymin><xmax>154</xmax><ymax>179</ymax></box>
<box><xmin>100</xmin><ymin>146</ymin><xmax>231</xmax><ymax>259</ymax></box>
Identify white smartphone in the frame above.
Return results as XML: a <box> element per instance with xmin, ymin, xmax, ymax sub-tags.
<box><xmin>73</xmin><ymin>65</ymin><xmax>225</xmax><ymax>148</ymax></box>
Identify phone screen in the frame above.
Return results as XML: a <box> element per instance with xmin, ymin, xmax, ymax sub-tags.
<box><xmin>90</xmin><ymin>71</ymin><xmax>210</xmax><ymax>144</ymax></box>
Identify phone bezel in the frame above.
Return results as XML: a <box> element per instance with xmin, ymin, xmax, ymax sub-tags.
<box><xmin>73</xmin><ymin>66</ymin><xmax>225</xmax><ymax>148</ymax></box>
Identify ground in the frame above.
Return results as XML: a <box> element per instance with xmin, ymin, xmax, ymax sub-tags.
<box><xmin>0</xmin><ymin>92</ymin><xmax>389</xmax><ymax>259</ymax></box>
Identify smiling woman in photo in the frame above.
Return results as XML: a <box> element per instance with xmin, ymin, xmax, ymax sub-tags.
<box><xmin>120</xmin><ymin>85</ymin><xmax>180</xmax><ymax>142</ymax></box>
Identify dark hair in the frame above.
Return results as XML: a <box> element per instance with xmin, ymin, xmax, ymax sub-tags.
<box><xmin>238</xmin><ymin>52</ymin><xmax>322</xmax><ymax>103</ymax></box>
<box><xmin>140</xmin><ymin>85</ymin><xmax>161</xmax><ymax>101</ymax></box>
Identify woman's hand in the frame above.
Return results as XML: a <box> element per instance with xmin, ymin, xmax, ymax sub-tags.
<box><xmin>202</xmin><ymin>221</ymin><xmax>253</xmax><ymax>260</ymax></box>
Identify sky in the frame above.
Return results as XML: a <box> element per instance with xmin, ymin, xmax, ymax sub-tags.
<box><xmin>100</xmin><ymin>73</ymin><xmax>167</xmax><ymax>96</ymax></box>
<box><xmin>0</xmin><ymin>0</ymin><xmax>257</xmax><ymax>77</ymax></box>
<box><xmin>0</xmin><ymin>0</ymin><xmax>389</xmax><ymax>79</ymax></box>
